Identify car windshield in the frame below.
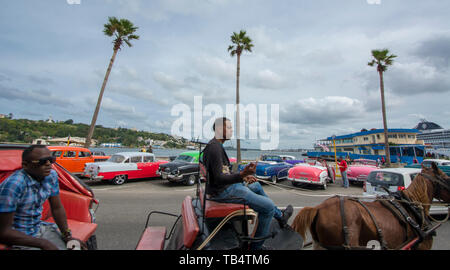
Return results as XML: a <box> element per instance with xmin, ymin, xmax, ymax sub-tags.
<box><xmin>108</xmin><ymin>154</ymin><xmax>126</xmax><ymax>163</ymax></box>
<box><xmin>367</xmin><ymin>171</ymin><xmax>404</xmax><ymax>186</ymax></box>
<box><xmin>262</xmin><ymin>156</ymin><xmax>282</xmax><ymax>162</ymax></box>
<box><xmin>175</xmin><ymin>155</ymin><xmax>194</xmax><ymax>163</ymax></box>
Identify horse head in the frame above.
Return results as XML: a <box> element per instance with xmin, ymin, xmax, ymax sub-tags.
<box><xmin>420</xmin><ymin>162</ymin><xmax>450</xmax><ymax>203</ymax></box>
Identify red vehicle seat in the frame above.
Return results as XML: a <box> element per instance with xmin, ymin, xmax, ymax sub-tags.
<box><xmin>44</xmin><ymin>217</ymin><xmax>97</xmax><ymax>243</ymax></box>
<box><xmin>41</xmin><ymin>190</ymin><xmax>93</xmax><ymax>223</ymax></box>
<box><xmin>198</xmin><ymin>187</ymin><xmax>249</xmax><ymax>218</ymax></box>
<box><xmin>182</xmin><ymin>196</ymin><xmax>199</xmax><ymax>249</ymax></box>
<box><xmin>135</xmin><ymin>227</ymin><xmax>167</xmax><ymax>250</ymax></box>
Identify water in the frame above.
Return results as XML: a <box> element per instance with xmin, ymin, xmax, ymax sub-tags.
<box><xmin>91</xmin><ymin>147</ymin><xmax>307</xmax><ymax>161</ymax></box>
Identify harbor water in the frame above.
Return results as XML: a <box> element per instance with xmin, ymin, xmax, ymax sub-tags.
<box><xmin>91</xmin><ymin>147</ymin><xmax>307</xmax><ymax>162</ymax></box>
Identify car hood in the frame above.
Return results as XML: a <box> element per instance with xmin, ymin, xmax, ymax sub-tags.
<box><xmin>159</xmin><ymin>161</ymin><xmax>197</xmax><ymax>170</ymax></box>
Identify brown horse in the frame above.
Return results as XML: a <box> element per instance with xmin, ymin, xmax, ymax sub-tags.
<box><xmin>292</xmin><ymin>163</ymin><xmax>450</xmax><ymax>250</ymax></box>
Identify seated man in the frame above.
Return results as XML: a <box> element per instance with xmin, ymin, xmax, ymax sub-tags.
<box><xmin>0</xmin><ymin>145</ymin><xmax>85</xmax><ymax>250</ymax></box>
<box><xmin>202</xmin><ymin>117</ymin><xmax>293</xmax><ymax>250</ymax></box>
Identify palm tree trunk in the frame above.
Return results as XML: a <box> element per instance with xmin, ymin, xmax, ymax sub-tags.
<box><xmin>378</xmin><ymin>70</ymin><xmax>391</xmax><ymax>167</ymax></box>
<box><xmin>236</xmin><ymin>54</ymin><xmax>241</xmax><ymax>165</ymax></box>
<box><xmin>85</xmin><ymin>49</ymin><xmax>118</xmax><ymax>148</ymax></box>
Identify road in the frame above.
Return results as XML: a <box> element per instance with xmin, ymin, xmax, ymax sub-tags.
<box><xmin>86</xmin><ymin>178</ymin><xmax>450</xmax><ymax>250</ymax></box>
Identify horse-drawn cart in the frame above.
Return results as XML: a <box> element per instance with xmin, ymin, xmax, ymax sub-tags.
<box><xmin>135</xmin><ymin>183</ymin><xmax>303</xmax><ymax>250</ymax></box>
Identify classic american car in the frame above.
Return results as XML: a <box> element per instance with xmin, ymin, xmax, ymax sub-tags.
<box><xmin>287</xmin><ymin>163</ymin><xmax>335</xmax><ymax>190</ymax></box>
<box><xmin>157</xmin><ymin>151</ymin><xmax>202</xmax><ymax>186</ymax></box>
<box><xmin>278</xmin><ymin>155</ymin><xmax>305</xmax><ymax>165</ymax></box>
<box><xmin>48</xmin><ymin>146</ymin><xmax>110</xmax><ymax>175</ymax></box>
<box><xmin>363</xmin><ymin>168</ymin><xmax>449</xmax><ymax>215</ymax></box>
<box><xmin>0</xmin><ymin>144</ymin><xmax>99</xmax><ymax>250</ymax></box>
<box><xmin>83</xmin><ymin>152</ymin><xmax>169</xmax><ymax>185</ymax></box>
<box><xmin>157</xmin><ymin>151</ymin><xmax>236</xmax><ymax>186</ymax></box>
<box><xmin>238</xmin><ymin>155</ymin><xmax>294</xmax><ymax>183</ymax></box>
<box><xmin>347</xmin><ymin>159</ymin><xmax>379</xmax><ymax>185</ymax></box>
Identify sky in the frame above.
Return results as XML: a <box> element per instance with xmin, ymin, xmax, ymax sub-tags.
<box><xmin>1</xmin><ymin>0</ymin><xmax>450</xmax><ymax>149</ymax></box>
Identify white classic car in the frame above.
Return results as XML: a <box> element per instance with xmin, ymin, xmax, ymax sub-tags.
<box><xmin>83</xmin><ymin>152</ymin><xmax>169</xmax><ymax>185</ymax></box>
<box><xmin>363</xmin><ymin>168</ymin><xmax>449</xmax><ymax>215</ymax></box>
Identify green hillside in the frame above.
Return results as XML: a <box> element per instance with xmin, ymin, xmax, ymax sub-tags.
<box><xmin>0</xmin><ymin>118</ymin><xmax>187</xmax><ymax>148</ymax></box>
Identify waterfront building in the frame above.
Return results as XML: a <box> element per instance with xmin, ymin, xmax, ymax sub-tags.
<box><xmin>315</xmin><ymin>128</ymin><xmax>424</xmax><ymax>159</ymax></box>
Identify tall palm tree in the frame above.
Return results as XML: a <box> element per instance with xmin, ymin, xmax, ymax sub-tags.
<box><xmin>85</xmin><ymin>17</ymin><xmax>139</xmax><ymax>148</ymax></box>
<box><xmin>228</xmin><ymin>30</ymin><xmax>254</xmax><ymax>165</ymax></box>
<box><xmin>368</xmin><ymin>49</ymin><xmax>397</xmax><ymax>167</ymax></box>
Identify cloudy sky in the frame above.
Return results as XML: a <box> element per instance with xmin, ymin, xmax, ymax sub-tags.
<box><xmin>1</xmin><ymin>0</ymin><xmax>449</xmax><ymax>149</ymax></box>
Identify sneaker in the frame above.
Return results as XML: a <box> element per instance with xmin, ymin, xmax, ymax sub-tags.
<box><xmin>278</xmin><ymin>205</ymin><xmax>293</xmax><ymax>228</ymax></box>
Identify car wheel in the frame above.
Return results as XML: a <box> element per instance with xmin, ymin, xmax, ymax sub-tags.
<box><xmin>271</xmin><ymin>175</ymin><xmax>277</xmax><ymax>184</ymax></box>
<box><xmin>112</xmin><ymin>175</ymin><xmax>127</xmax><ymax>185</ymax></box>
<box><xmin>185</xmin><ymin>174</ymin><xmax>197</xmax><ymax>186</ymax></box>
<box><xmin>322</xmin><ymin>181</ymin><xmax>327</xmax><ymax>190</ymax></box>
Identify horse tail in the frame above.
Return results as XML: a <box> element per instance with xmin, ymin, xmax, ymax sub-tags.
<box><xmin>291</xmin><ymin>206</ymin><xmax>318</xmax><ymax>240</ymax></box>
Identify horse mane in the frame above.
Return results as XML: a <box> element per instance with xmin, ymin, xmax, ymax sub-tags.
<box><xmin>402</xmin><ymin>171</ymin><xmax>433</xmax><ymax>214</ymax></box>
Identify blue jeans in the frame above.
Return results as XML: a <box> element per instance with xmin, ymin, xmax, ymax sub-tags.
<box><xmin>341</xmin><ymin>171</ymin><xmax>349</xmax><ymax>188</ymax></box>
<box><xmin>213</xmin><ymin>182</ymin><xmax>282</xmax><ymax>249</ymax></box>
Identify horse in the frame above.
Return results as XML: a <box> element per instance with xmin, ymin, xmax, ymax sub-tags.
<box><xmin>291</xmin><ymin>162</ymin><xmax>450</xmax><ymax>250</ymax></box>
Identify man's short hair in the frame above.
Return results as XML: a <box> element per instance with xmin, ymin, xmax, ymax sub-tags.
<box><xmin>22</xmin><ymin>145</ymin><xmax>48</xmax><ymax>162</ymax></box>
<box><xmin>212</xmin><ymin>117</ymin><xmax>231</xmax><ymax>131</ymax></box>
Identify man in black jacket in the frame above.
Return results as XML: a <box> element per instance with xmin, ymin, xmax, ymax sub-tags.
<box><xmin>202</xmin><ymin>117</ymin><xmax>293</xmax><ymax>250</ymax></box>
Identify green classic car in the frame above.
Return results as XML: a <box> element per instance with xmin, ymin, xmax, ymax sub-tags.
<box><xmin>156</xmin><ymin>151</ymin><xmax>203</xmax><ymax>186</ymax></box>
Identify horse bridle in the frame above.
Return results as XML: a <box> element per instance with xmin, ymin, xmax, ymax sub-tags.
<box><xmin>418</xmin><ymin>172</ymin><xmax>450</xmax><ymax>201</ymax></box>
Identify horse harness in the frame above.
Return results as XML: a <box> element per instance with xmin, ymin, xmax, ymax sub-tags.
<box><xmin>336</xmin><ymin>191</ymin><xmax>436</xmax><ymax>250</ymax></box>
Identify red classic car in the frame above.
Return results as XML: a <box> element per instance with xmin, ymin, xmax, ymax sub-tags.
<box><xmin>83</xmin><ymin>152</ymin><xmax>169</xmax><ymax>185</ymax></box>
<box><xmin>287</xmin><ymin>163</ymin><xmax>335</xmax><ymax>190</ymax></box>
<box><xmin>0</xmin><ymin>144</ymin><xmax>99</xmax><ymax>250</ymax></box>
<box><xmin>347</xmin><ymin>159</ymin><xmax>379</xmax><ymax>185</ymax></box>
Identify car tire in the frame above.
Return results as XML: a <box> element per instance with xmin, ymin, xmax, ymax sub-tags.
<box><xmin>271</xmin><ymin>175</ymin><xmax>277</xmax><ymax>184</ymax></box>
<box><xmin>185</xmin><ymin>174</ymin><xmax>197</xmax><ymax>186</ymax></box>
<box><xmin>322</xmin><ymin>181</ymin><xmax>327</xmax><ymax>190</ymax></box>
<box><xmin>112</xmin><ymin>175</ymin><xmax>127</xmax><ymax>185</ymax></box>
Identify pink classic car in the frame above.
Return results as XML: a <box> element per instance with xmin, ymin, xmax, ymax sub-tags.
<box><xmin>287</xmin><ymin>163</ymin><xmax>335</xmax><ymax>190</ymax></box>
<box><xmin>83</xmin><ymin>152</ymin><xmax>169</xmax><ymax>185</ymax></box>
<box><xmin>347</xmin><ymin>159</ymin><xmax>379</xmax><ymax>185</ymax></box>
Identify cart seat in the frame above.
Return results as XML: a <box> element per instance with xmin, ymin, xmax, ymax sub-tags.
<box><xmin>198</xmin><ymin>187</ymin><xmax>250</xmax><ymax>218</ymax></box>
<box><xmin>44</xmin><ymin>217</ymin><xmax>98</xmax><ymax>242</ymax></box>
<box><xmin>136</xmin><ymin>227</ymin><xmax>166</xmax><ymax>250</ymax></box>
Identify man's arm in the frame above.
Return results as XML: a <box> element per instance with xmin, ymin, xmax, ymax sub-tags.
<box><xmin>48</xmin><ymin>195</ymin><xmax>70</xmax><ymax>238</ymax></box>
<box><xmin>0</xmin><ymin>212</ymin><xmax>58</xmax><ymax>250</ymax></box>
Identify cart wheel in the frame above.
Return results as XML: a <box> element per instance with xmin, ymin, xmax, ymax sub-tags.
<box><xmin>112</xmin><ymin>175</ymin><xmax>127</xmax><ymax>185</ymax></box>
<box><xmin>185</xmin><ymin>174</ymin><xmax>197</xmax><ymax>186</ymax></box>
<box><xmin>86</xmin><ymin>235</ymin><xmax>97</xmax><ymax>250</ymax></box>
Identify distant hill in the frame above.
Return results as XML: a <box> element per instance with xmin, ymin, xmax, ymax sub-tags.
<box><xmin>0</xmin><ymin>118</ymin><xmax>187</xmax><ymax>148</ymax></box>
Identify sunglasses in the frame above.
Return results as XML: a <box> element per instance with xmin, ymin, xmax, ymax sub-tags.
<box><xmin>28</xmin><ymin>156</ymin><xmax>56</xmax><ymax>166</ymax></box>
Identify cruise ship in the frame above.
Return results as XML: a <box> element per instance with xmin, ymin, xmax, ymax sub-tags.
<box><xmin>414</xmin><ymin>120</ymin><xmax>450</xmax><ymax>157</ymax></box>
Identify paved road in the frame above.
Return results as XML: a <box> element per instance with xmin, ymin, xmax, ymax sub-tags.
<box><xmin>86</xmin><ymin>178</ymin><xmax>450</xmax><ymax>250</ymax></box>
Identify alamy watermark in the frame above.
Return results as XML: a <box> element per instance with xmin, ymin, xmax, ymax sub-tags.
<box><xmin>67</xmin><ymin>0</ymin><xmax>81</xmax><ymax>4</ymax></box>
<box><xmin>170</xmin><ymin>96</ymin><xmax>280</xmax><ymax>150</ymax></box>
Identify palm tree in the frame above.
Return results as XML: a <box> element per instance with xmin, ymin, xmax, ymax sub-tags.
<box><xmin>85</xmin><ymin>17</ymin><xmax>139</xmax><ymax>148</ymax></box>
<box><xmin>228</xmin><ymin>30</ymin><xmax>254</xmax><ymax>165</ymax></box>
<box><xmin>368</xmin><ymin>49</ymin><xmax>397</xmax><ymax>167</ymax></box>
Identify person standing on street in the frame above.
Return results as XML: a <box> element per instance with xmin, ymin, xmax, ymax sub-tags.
<box><xmin>338</xmin><ymin>157</ymin><xmax>349</xmax><ymax>188</ymax></box>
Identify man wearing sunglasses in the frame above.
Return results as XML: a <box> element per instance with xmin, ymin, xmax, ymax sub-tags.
<box><xmin>0</xmin><ymin>145</ymin><xmax>85</xmax><ymax>250</ymax></box>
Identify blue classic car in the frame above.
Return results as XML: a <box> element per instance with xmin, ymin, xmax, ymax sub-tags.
<box><xmin>239</xmin><ymin>155</ymin><xmax>294</xmax><ymax>183</ymax></box>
